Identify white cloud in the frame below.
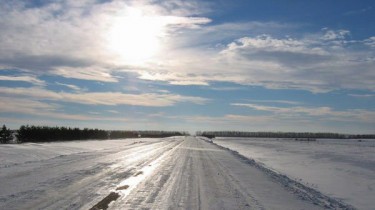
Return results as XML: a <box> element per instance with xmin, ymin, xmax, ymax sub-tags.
<box><xmin>364</xmin><ymin>36</ymin><xmax>375</xmax><ymax>48</ymax></box>
<box><xmin>217</xmin><ymin>33</ymin><xmax>374</xmax><ymax>92</ymax></box>
<box><xmin>157</xmin><ymin>0</ymin><xmax>212</xmax><ymax>16</ymax></box>
<box><xmin>0</xmin><ymin>1</ymin><xmax>374</xmax><ymax>93</ymax></box>
<box><xmin>0</xmin><ymin>0</ymin><xmax>210</xmax><ymax>82</ymax></box>
<box><xmin>52</xmin><ymin>66</ymin><xmax>118</xmax><ymax>82</ymax></box>
<box><xmin>0</xmin><ymin>87</ymin><xmax>208</xmax><ymax>107</ymax></box>
<box><xmin>231</xmin><ymin>103</ymin><xmax>375</xmax><ymax>123</ymax></box>
<box><xmin>138</xmin><ymin>71</ymin><xmax>210</xmax><ymax>86</ymax></box>
<box><xmin>321</xmin><ymin>29</ymin><xmax>350</xmax><ymax>41</ymax></box>
<box><xmin>129</xmin><ymin>26</ymin><xmax>375</xmax><ymax>92</ymax></box>
<box><xmin>0</xmin><ymin>75</ymin><xmax>45</xmax><ymax>86</ymax></box>
<box><xmin>348</xmin><ymin>94</ymin><xmax>374</xmax><ymax>98</ymax></box>
<box><xmin>224</xmin><ymin>35</ymin><xmax>324</xmax><ymax>55</ymax></box>
<box><xmin>0</xmin><ymin>96</ymin><xmax>132</xmax><ymax>122</ymax></box>
<box><xmin>344</xmin><ymin>6</ymin><xmax>373</xmax><ymax>16</ymax></box>
<box><xmin>88</xmin><ymin>111</ymin><xmax>100</xmax><ymax>115</ymax></box>
<box><xmin>0</xmin><ymin>96</ymin><xmax>56</xmax><ymax>113</ymax></box>
<box><xmin>232</xmin><ymin>103</ymin><xmax>332</xmax><ymax>116</ymax></box>
<box><xmin>244</xmin><ymin>100</ymin><xmax>301</xmax><ymax>105</ymax></box>
<box><xmin>142</xmin><ymin>111</ymin><xmax>374</xmax><ymax>133</ymax></box>
<box><xmin>55</xmin><ymin>82</ymin><xmax>81</xmax><ymax>91</ymax></box>
<box><xmin>0</xmin><ymin>96</ymin><xmax>89</xmax><ymax>120</ymax></box>
<box><xmin>207</xmin><ymin>86</ymin><xmax>244</xmax><ymax>91</ymax></box>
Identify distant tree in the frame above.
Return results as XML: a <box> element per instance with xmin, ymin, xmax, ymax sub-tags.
<box><xmin>0</xmin><ymin>125</ymin><xmax>13</xmax><ymax>143</ymax></box>
<box><xmin>16</xmin><ymin>125</ymin><xmax>27</xmax><ymax>142</ymax></box>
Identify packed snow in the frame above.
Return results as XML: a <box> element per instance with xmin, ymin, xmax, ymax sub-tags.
<box><xmin>214</xmin><ymin>137</ymin><xmax>375</xmax><ymax>210</ymax></box>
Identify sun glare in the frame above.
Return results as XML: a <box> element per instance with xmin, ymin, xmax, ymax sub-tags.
<box><xmin>107</xmin><ymin>8</ymin><xmax>164</xmax><ymax>64</ymax></box>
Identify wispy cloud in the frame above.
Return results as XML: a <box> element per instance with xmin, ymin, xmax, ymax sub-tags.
<box><xmin>0</xmin><ymin>87</ymin><xmax>208</xmax><ymax>107</ymax></box>
<box><xmin>134</xmin><ymin>30</ymin><xmax>375</xmax><ymax>92</ymax></box>
<box><xmin>0</xmin><ymin>0</ymin><xmax>210</xmax><ymax>82</ymax></box>
<box><xmin>147</xmin><ymin>111</ymin><xmax>374</xmax><ymax>133</ymax></box>
<box><xmin>348</xmin><ymin>94</ymin><xmax>375</xmax><ymax>98</ymax></box>
<box><xmin>0</xmin><ymin>96</ymin><xmax>91</xmax><ymax>121</ymax></box>
<box><xmin>244</xmin><ymin>99</ymin><xmax>301</xmax><ymax>105</ymax></box>
<box><xmin>231</xmin><ymin>103</ymin><xmax>375</xmax><ymax>123</ymax></box>
<box><xmin>55</xmin><ymin>82</ymin><xmax>81</xmax><ymax>91</ymax></box>
<box><xmin>344</xmin><ymin>6</ymin><xmax>373</xmax><ymax>16</ymax></box>
<box><xmin>52</xmin><ymin>67</ymin><xmax>119</xmax><ymax>83</ymax></box>
<box><xmin>0</xmin><ymin>96</ymin><xmax>132</xmax><ymax>122</ymax></box>
<box><xmin>364</xmin><ymin>36</ymin><xmax>375</xmax><ymax>48</ymax></box>
<box><xmin>216</xmin><ymin>33</ymin><xmax>374</xmax><ymax>92</ymax></box>
<box><xmin>207</xmin><ymin>86</ymin><xmax>244</xmax><ymax>91</ymax></box>
<box><xmin>1</xmin><ymin>1</ymin><xmax>374</xmax><ymax>93</ymax></box>
<box><xmin>232</xmin><ymin>103</ymin><xmax>332</xmax><ymax>116</ymax></box>
<box><xmin>0</xmin><ymin>75</ymin><xmax>45</xmax><ymax>86</ymax></box>
<box><xmin>321</xmin><ymin>29</ymin><xmax>350</xmax><ymax>41</ymax></box>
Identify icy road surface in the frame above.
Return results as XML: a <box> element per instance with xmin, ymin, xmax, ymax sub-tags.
<box><xmin>0</xmin><ymin>137</ymin><xmax>352</xmax><ymax>209</ymax></box>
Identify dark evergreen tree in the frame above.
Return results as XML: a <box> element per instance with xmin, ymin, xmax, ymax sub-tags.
<box><xmin>0</xmin><ymin>125</ymin><xmax>13</xmax><ymax>143</ymax></box>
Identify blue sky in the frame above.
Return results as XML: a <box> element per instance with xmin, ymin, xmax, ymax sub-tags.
<box><xmin>0</xmin><ymin>0</ymin><xmax>374</xmax><ymax>134</ymax></box>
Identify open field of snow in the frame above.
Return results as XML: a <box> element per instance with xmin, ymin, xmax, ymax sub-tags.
<box><xmin>0</xmin><ymin>137</ymin><xmax>356</xmax><ymax>209</ymax></box>
<box><xmin>214</xmin><ymin>137</ymin><xmax>375</xmax><ymax>210</ymax></box>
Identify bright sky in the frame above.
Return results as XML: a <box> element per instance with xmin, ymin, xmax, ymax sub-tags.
<box><xmin>0</xmin><ymin>0</ymin><xmax>374</xmax><ymax>134</ymax></box>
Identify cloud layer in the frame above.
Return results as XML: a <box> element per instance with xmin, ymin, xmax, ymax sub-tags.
<box><xmin>1</xmin><ymin>1</ymin><xmax>374</xmax><ymax>93</ymax></box>
<box><xmin>232</xmin><ymin>103</ymin><xmax>375</xmax><ymax>123</ymax></box>
<box><xmin>0</xmin><ymin>87</ymin><xmax>208</xmax><ymax>107</ymax></box>
<box><xmin>0</xmin><ymin>0</ymin><xmax>374</xmax><ymax>133</ymax></box>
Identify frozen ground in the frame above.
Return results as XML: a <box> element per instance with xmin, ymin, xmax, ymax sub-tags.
<box><xmin>214</xmin><ymin>137</ymin><xmax>375</xmax><ymax>210</ymax></box>
<box><xmin>0</xmin><ymin>137</ymin><xmax>354</xmax><ymax>209</ymax></box>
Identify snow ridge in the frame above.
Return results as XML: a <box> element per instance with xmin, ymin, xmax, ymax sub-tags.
<box><xmin>207</xmin><ymin>138</ymin><xmax>356</xmax><ymax>210</ymax></box>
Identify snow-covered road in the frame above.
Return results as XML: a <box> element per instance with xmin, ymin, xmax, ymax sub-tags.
<box><xmin>0</xmin><ymin>137</ymin><xmax>352</xmax><ymax>209</ymax></box>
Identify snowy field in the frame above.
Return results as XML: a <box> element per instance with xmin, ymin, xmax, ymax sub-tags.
<box><xmin>214</xmin><ymin>137</ymin><xmax>375</xmax><ymax>210</ymax></box>
<box><xmin>0</xmin><ymin>136</ymin><xmax>359</xmax><ymax>209</ymax></box>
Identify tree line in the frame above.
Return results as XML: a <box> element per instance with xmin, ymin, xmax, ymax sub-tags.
<box><xmin>196</xmin><ymin>131</ymin><xmax>375</xmax><ymax>139</ymax></box>
<box><xmin>0</xmin><ymin>124</ymin><xmax>188</xmax><ymax>143</ymax></box>
<box><xmin>17</xmin><ymin>125</ymin><xmax>108</xmax><ymax>142</ymax></box>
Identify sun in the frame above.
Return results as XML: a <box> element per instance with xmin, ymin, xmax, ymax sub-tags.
<box><xmin>106</xmin><ymin>9</ymin><xmax>164</xmax><ymax>64</ymax></box>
